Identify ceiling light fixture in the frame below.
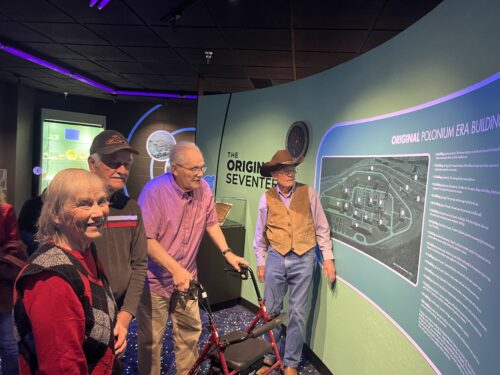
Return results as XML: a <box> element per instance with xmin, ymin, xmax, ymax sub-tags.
<box><xmin>0</xmin><ymin>42</ymin><xmax>197</xmax><ymax>100</ymax></box>
<box><xmin>204</xmin><ymin>50</ymin><xmax>213</xmax><ymax>64</ymax></box>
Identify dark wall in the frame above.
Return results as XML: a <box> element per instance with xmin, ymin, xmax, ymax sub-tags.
<box><xmin>0</xmin><ymin>82</ymin><xmax>34</xmax><ymax>209</ymax></box>
<box><xmin>15</xmin><ymin>85</ymin><xmax>35</xmax><ymax>209</ymax></box>
<box><xmin>0</xmin><ymin>82</ymin><xmax>15</xmax><ymax>202</ymax></box>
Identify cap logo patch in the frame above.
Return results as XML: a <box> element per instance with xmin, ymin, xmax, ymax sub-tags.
<box><xmin>106</xmin><ymin>135</ymin><xmax>126</xmax><ymax>145</ymax></box>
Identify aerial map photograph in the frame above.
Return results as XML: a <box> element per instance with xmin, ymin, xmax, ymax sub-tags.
<box><xmin>319</xmin><ymin>155</ymin><xmax>429</xmax><ymax>284</ymax></box>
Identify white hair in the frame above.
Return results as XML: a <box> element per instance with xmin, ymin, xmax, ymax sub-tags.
<box><xmin>170</xmin><ymin>141</ymin><xmax>202</xmax><ymax>165</ymax></box>
<box><xmin>37</xmin><ymin>168</ymin><xmax>106</xmax><ymax>244</ymax></box>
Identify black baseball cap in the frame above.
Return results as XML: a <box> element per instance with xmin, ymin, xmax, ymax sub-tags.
<box><xmin>89</xmin><ymin>130</ymin><xmax>139</xmax><ymax>155</ymax></box>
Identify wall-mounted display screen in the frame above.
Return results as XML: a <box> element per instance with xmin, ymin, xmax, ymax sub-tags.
<box><xmin>39</xmin><ymin>109</ymin><xmax>106</xmax><ymax>194</ymax></box>
<box><xmin>40</xmin><ymin>121</ymin><xmax>103</xmax><ymax>193</ymax></box>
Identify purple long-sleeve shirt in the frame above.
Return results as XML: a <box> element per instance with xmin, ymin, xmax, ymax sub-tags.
<box><xmin>253</xmin><ymin>183</ymin><xmax>334</xmax><ymax>266</ymax></box>
<box><xmin>138</xmin><ymin>173</ymin><xmax>218</xmax><ymax>298</ymax></box>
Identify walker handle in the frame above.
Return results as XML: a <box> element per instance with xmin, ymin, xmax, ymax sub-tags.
<box><xmin>224</xmin><ymin>264</ymin><xmax>249</xmax><ymax>280</ymax></box>
<box><xmin>249</xmin><ymin>313</ymin><xmax>285</xmax><ymax>338</ymax></box>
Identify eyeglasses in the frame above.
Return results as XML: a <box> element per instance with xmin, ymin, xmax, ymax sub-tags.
<box><xmin>276</xmin><ymin>167</ymin><xmax>298</xmax><ymax>175</ymax></box>
<box><xmin>101</xmin><ymin>158</ymin><xmax>132</xmax><ymax>169</ymax></box>
<box><xmin>175</xmin><ymin>164</ymin><xmax>207</xmax><ymax>174</ymax></box>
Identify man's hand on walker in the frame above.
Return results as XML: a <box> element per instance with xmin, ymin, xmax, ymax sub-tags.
<box><xmin>172</xmin><ymin>266</ymin><xmax>193</xmax><ymax>292</ymax></box>
<box><xmin>323</xmin><ymin>259</ymin><xmax>336</xmax><ymax>285</ymax></box>
<box><xmin>225</xmin><ymin>251</ymin><xmax>249</xmax><ymax>272</ymax></box>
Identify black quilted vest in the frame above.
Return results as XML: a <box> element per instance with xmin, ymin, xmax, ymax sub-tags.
<box><xmin>14</xmin><ymin>243</ymin><xmax>117</xmax><ymax>373</ymax></box>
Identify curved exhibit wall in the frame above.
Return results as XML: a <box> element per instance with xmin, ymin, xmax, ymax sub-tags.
<box><xmin>196</xmin><ymin>1</ymin><xmax>500</xmax><ymax>374</ymax></box>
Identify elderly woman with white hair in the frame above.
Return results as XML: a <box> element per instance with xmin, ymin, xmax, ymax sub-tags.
<box><xmin>14</xmin><ymin>169</ymin><xmax>117</xmax><ymax>374</ymax></box>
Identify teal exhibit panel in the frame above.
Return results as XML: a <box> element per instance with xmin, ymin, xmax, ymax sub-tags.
<box><xmin>316</xmin><ymin>73</ymin><xmax>500</xmax><ymax>375</ymax></box>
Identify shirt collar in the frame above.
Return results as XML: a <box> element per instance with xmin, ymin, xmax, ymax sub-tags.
<box><xmin>168</xmin><ymin>172</ymin><xmax>194</xmax><ymax>200</ymax></box>
<box><xmin>108</xmin><ymin>190</ymin><xmax>132</xmax><ymax>210</ymax></box>
<box><xmin>276</xmin><ymin>182</ymin><xmax>296</xmax><ymax>198</ymax></box>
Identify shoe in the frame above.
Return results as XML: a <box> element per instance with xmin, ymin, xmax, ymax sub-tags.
<box><xmin>262</xmin><ymin>358</ymin><xmax>274</xmax><ymax>367</ymax></box>
<box><xmin>256</xmin><ymin>365</ymin><xmax>270</xmax><ymax>375</ymax></box>
<box><xmin>256</xmin><ymin>359</ymin><xmax>274</xmax><ymax>374</ymax></box>
<box><xmin>284</xmin><ymin>367</ymin><xmax>297</xmax><ymax>375</ymax></box>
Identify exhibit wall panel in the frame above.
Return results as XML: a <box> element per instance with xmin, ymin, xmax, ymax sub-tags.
<box><xmin>196</xmin><ymin>1</ymin><xmax>500</xmax><ymax>374</ymax></box>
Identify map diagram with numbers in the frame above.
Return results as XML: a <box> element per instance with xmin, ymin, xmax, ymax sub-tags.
<box><xmin>319</xmin><ymin>155</ymin><xmax>429</xmax><ymax>284</ymax></box>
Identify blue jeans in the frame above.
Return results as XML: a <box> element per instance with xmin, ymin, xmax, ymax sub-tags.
<box><xmin>0</xmin><ymin>311</ymin><xmax>19</xmax><ymax>375</ymax></box>
<box><xmin>264</xmin><ymin>247</ymin><xmax>316</xmax><ymax>368</ymax></box>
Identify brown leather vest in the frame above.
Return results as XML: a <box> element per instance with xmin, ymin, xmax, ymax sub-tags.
<box><xmin>265</xmin><ymin>183</ymin><xmax>316</xmax><ymax>256</ymax></box>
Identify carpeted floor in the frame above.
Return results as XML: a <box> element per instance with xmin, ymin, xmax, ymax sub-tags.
<box><xmin>121</xmin><ymin>304</ymin><xmax>321</xmax><ymax>374</ymax></box>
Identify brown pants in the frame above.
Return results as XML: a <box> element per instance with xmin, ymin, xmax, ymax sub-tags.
<box><xmin>137</xmin><ymin>289</ymin><xmax>202</xmax><ymax>375</ymax></box>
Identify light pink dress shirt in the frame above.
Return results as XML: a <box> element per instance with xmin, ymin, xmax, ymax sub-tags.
<box><xmin>138</xmin><ymin>173</ymin><xmax>218</xmax><ymax>298</ymax></box>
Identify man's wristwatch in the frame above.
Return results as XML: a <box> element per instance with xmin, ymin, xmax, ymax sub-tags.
<box><xmin>222</xmin><ymin>248</ymin><xmax>233</xmax><ymax>256</ymax></box>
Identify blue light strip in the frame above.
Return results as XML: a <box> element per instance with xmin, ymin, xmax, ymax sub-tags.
<box><xmin>123</xmin><ymin>104</ymin><xmax>164</xmax><ymax>196</ymax></box>
<box><xmin>126</xmin><ymin>104</ymin><xmax>164</xmax><ymax>143</ymax></box>
<box><xmin>171</xmin><ymin>127</ymin><xmax>196</xmax><ymax>135</ymax></box>
<box><xmin>0</xmin><ymin>41</ymin><xmax>198</xmax><ymax>100</ymax></box>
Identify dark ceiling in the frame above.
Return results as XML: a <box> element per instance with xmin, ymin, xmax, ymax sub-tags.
<box><xmin>0</xmin><ymin>0</ymin><xmax>443</xmax><ymax>101</ymax></box>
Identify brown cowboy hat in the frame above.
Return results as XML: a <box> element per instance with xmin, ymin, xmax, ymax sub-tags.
<box><xmin>260</xmin><ymin>149</ymin><xmax>304</xmax><ymax>177</ymax></box>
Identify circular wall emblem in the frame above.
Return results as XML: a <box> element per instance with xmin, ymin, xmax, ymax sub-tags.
<box><xmin>146</xmin><ymin>130</ymin><xmax>176</xmax><ymax>162</ymax></box>
<box><xmin>286</xmin><ymin>121</ymin><xmax>309</xmax><ymax>159</ymax></box>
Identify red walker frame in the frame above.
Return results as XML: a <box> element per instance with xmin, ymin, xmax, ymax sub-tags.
<box><xmin>187</xmin><ymin>266</ymin><xmax>284</xmax><ymax>375</ymax></box>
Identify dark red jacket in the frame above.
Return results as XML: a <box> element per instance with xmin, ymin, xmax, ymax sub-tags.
<box><xmin>0</xmin><ymin>203</ymin><xmax>27</xmax><ymax>313</ymax></box>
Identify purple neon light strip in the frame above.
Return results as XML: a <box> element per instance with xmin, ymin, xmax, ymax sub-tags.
<box><xmin>97</xmin><ymin>0</ymin><xmax>112</xmax><ymax>10</ymax></box>
<box><xmin>1</xmin><ymin>45</ymin><xmax>73</xmax><ymax>76</ymax></box>
<box><xmin>0</xmin><ymin>42</ymin><xmax>198</xmax><ymax>100</ymax></box>
<box><xmin>115</xmin><ymin>90</ymin><xmax>197</xmax><ymax>100</ymax></box>
<box><xmin>72</xmin><ymin>74</ymin><xmax>115</xmax><ymax>92</ymax></box>
<box><xmin>89</xmin><ymin>0</ymin><xmax>99</xmax><ymax>7</ymax></box>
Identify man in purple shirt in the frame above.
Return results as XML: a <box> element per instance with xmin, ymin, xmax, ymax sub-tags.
<box><xmin>137</xmin><ymin>141</ymin><xmax>248</xmax><ymax>375</ymax></box>
<box><xmin>253</xmin><ymin>150</ymin><xmax>336</xmax><ymax>375</ymax></box>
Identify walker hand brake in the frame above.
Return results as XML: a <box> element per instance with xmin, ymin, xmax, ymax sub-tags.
<box><xmin>224</xmin><ymin>264</ymin><xmax>249</xmax><ymax>280</ymax></box>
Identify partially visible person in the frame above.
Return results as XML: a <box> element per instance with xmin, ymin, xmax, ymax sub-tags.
<box><xmin>14</xmin><ymin>169</ymin><xmax>116</xmax><ymax>374</ymax></box>
<box><xmin>0</xmin><ymin>187</ymin><xmax>27</xmax><ymax>375</ymax></box>
<box><xmin>88</xmin><ymin>130</ymin><xmax>148</xmax><ymax>362</ymax></box>
<box><xmin>137</xmin><ymin>141</ymin><xmax>249</xmax><ymax>375</ymax></box>
<box><xmin>18</xmin><ymin>189</ymin><xmax>45</xmax><ymax>256</ymax></box>
<box><xmin>253</xmin><ymin>150</ymin><xmax>336</xmax><ymax>375</ymax></box>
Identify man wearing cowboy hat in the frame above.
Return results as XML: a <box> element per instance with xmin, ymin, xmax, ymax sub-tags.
<box><xmin>253</xmin><ymin>149</ymin><xmax>336</xmax><ymax>375</ymax></box>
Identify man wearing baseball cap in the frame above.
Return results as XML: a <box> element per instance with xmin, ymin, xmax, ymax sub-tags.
<box><xmin>254</xmin><ymin>149</ymin><xmax>336</xmax><ymax>375</ymax></box>
<box><xmin>88</xmin><ymin>130</ymin><xmax>148</xmax><ymax>369</ymax></box>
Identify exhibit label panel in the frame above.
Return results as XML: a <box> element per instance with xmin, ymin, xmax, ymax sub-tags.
<box><xmin>316</xmin><ymin>73</ymin><xmax>500</xmax><ymax>375</ymax></box>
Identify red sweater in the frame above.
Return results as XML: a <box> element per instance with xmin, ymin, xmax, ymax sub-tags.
<box><xmin>0</xmin><ymin>202</ymin><xmax>21</xmax><ymax>312</ymax></box>
<box><xmin>18</xmin><ymin>248</ymin><xmax>115</xmax><ymax>375</ymax></box>
<box><xmin>0</xmin><ymin>202</ymin><xmax>19</xmax><ymax>245</ymax></box>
